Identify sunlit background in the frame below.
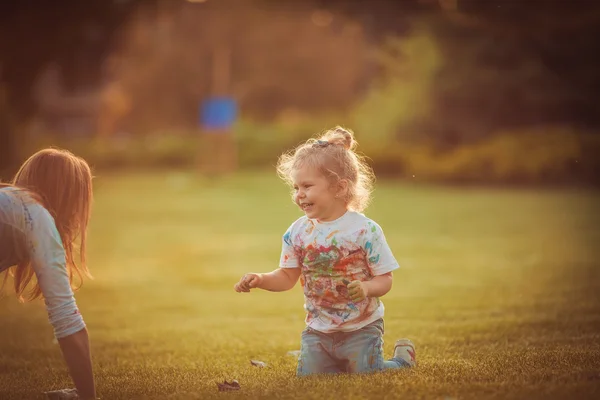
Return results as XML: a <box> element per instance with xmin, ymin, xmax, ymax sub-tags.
<box><xmin>1</xmin><ymin>1</ymin><xmax>599</xmax><ymax>399</ymax></box>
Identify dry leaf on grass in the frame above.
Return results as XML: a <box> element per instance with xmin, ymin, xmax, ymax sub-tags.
<box><xmin>216</xmin><ymin>379</ymin><xmax>241</xmax><ymax>391</ymax></box>
<box><xmin>250</xmin><ymin>359</ymin><xmax>267</xmax><ymax>368</ymax></box>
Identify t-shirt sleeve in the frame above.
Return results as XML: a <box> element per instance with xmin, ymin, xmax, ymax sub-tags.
<box><xmin>27</xmin><ymin>204</ymin><xmax>86</xmax><ymax>339</ymax></box>
<box><xmin>279</xmin><ymin>221</ymin><xmax>301</xmax><ymax>268</ymax></box>
<box><xmin>361</xmin><ymin>220</ymin><xmax>399</xmax><ymax>275</ymax></box>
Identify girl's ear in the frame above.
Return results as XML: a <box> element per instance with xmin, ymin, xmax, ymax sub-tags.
<box><xmin>336</xmin><ymin>179</ymin><xmax>349</xmax><ymax>199</ymax></box>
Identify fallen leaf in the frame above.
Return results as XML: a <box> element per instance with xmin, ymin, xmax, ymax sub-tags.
<box><xmin>217</xmin><ymin>379</ymin><xmax>241</xmax><ymax>391</ymax></box>
<box><xmin>44</xmin><ymin>388</ymin><xmax>79</xmax><ymax>400</ymax></box>
<box><xmin>250</xmin><ymin>359</ymin><xmax>267</xmax><ymax>368</ymax></box>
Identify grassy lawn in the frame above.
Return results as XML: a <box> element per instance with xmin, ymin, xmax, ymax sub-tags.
<box><xmin>1</xmin><ymin>170</ymin><xmax>599</xmax><ymax>399</ymax></box>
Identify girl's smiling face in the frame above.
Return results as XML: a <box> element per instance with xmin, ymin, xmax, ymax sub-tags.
<box><xmin>291</xmin><ymin>165</ymin><xmax>347</xmax><ymax>222</ymax></box>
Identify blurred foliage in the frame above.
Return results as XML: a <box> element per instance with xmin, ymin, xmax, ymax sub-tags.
<box><xmin>18</xmin><ymin>123</ymin><xmax>600</xmax><ymax>186</ymax></box>
<box><xmin>0</xmin><ymin>82</ymin><xmax>17</xmax><ymax>180</ymax></box>
<box><xmin>15</xmin><ymin>15</ymin><xmax>600</xmax><ymax>185</ymax></box>
<box><xmin>110</xmin><ymin>2</ymin><xmax>369</xmax><ymax>133</ymax></box>
<box><xmin>6</xmin><ymin>2</ymin><xmax>600</xmax><ymax>186</ymax></box>
<box><xmin>366</xmin><ymin>127</ymin><xmax>600</xmax><ymax>185</ymax></box>
<box><xmin>351</xmin><ymin>16</ymin><xmax>578</xmax><ymax>148</ymax></box>
<box><xmin>352</xmin><ymin>26</ymin><xmax>442</xmax><ymax>143</ymax></box>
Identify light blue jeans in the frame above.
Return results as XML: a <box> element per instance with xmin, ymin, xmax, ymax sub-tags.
<box><xmin>296</xmin><ymin>318</ymin><xmax>410</xmax><ymax>376</ymax></box>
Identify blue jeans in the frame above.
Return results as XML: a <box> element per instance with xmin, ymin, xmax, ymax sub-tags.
<box><xmin>296</xmin><ymin>318</ymin><xmax>410</xmax><ymax>376</ymax></box>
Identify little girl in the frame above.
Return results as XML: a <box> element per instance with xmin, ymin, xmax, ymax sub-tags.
<box><xmin>234</xmin><ymin>127</ymin><xmax>416</xmax><ymax>375</ymax></box>
<box><xmin>1</xmin><ymin>148</ymin><xmax>96</xmax><ymax>399</ymax></box>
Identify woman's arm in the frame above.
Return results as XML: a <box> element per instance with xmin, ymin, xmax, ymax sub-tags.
<box><xmin>57</xmin><ymin>329</ymin><xmax>96</xmax><ymax>399</ymax></box>
<box><xmin>28</xmin><ymin>204</ymin><xmax>96</xmax><ymax>398</ymax></box>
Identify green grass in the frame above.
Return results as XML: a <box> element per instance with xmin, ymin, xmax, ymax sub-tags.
<box><xmin>2</xmin><ymin>171</ymin><xmax>600</xmax><ymax>399</ymax></box>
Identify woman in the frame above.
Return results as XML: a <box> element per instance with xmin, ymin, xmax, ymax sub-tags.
<box><xmin>1</xmin><ymin>148</ymin><xmax>96</xmax><ymax>399</ymax></box>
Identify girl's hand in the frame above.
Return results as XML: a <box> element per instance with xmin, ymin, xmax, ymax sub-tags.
<box><xmin>234</xmin><ymin>273</ymin><xmax>263</xmax><ymax>292</ymax></box>
<box><xmin>347</xmin><ymin>280</ymin><xmax>368</xmax><ymax>302</ymax></box>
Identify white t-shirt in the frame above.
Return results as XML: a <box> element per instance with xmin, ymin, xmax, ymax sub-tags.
<box><xmin>0</xmin><ymin>188</ymin><xmax>86</xmax><ymax>339</ymax></box>
<box><xmin>279</xmin><ymin>211</ymin><xmax>399</xmax><ymax>333</ymax></box>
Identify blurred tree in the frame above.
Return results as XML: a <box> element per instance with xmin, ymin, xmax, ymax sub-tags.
<box><xmin>352</xmin><ymin>0</ymin><xmax>600</xmax><ymax>148</ymax></box>
<box><xmin>110</xmin><ymin>0</ymin><xmax>370</xmax><ymax>131</ymax></box>
<box><xmin>0</xmin><ymin>67</ymin><xmax>16</xmax><ymax>180</ymax></box>
<box><xmin>352</xmin><ymin>27</ymin><xmax>442</xmax><ymax>143</ymax></box>
<box><xmin>432</xmin><ymin>0</ymin><xmax>600</xmax><ymax>130</ymax></box>
<box><xmin>0</xmin><ymin>0</ymin><xmax>146</xmax><ymax>124</ymax></box>
<box><xmin>0</xmin><ymin>0</ymin><xmax>599</xmax><ymax>139</ymax></box>
<box><xmin>418</xmin><ymin>13</ymin><xmax>568</xmax><ymax>147</ymax></box>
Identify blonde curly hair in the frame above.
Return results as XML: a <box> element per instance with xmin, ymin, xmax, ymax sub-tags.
<box><xmin>276</xmin><ymin>126</ymin><xmax>375</xmax><ymax>212</ymax></box>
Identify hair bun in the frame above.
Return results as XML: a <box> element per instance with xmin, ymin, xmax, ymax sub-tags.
<box><xmin>323</xmin><ymin>126</ymin><xmax>356</xmax><ymax>151</ymax></box>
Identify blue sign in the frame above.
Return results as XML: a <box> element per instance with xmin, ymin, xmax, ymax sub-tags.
<box><xmin>200</xmin><ymin>97</ymin><xmax>237</xmax><ymax>130</ymax></box>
